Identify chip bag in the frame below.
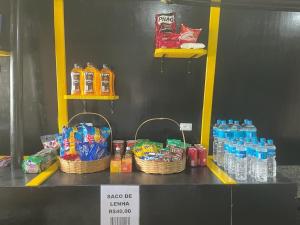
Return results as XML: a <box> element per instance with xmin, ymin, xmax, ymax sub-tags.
<box><xmin>179</xmin><ymin>24</ymin><xmax>202</xmax><ymax>44</ymax></box>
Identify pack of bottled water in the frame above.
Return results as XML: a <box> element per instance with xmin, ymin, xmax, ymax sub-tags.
<box><xmin>212</xmin><ymin>119</ymin><xmax>276</xmax><ymax>182</ymax></box>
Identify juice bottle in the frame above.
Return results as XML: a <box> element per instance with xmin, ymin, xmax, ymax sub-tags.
<box><xmin>83</xmin><ymin>63</ymin><xmax>97</xmax><ymax>95</ymax></box>
<box><xmin>70</xmin><ymin>64</ymin><xmax>82</xmax><ymax>95</ymax></box>
<box><xmin>99</xmin><ymin>64</ymin><xmax>115</xmax><ymax>96</ymax></box>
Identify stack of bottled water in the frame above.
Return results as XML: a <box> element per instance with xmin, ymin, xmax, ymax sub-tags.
<box><xmin>212</xmin><ymin>119</ymin><xmax>277</xmax><ymax>182</ymax></box>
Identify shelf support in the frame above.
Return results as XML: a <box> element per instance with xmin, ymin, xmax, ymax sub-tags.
<box><xmin>160</xmin><ymin>54</ymin><xmax>166</xmax><ymax>73</ymax></box>
<box><xmin>200</xmin><ymin>6</ymin><xmax>221</xmax><ymax>150</ymax></box>
<box><xmin>54</xmin><ymin>0</ymin><xmax>68</xmax><ymax>132</ymax></box>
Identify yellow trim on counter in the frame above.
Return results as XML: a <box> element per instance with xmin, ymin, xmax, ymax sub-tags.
<box><xmin>200</xmin><ymin>6</ymin><xmax>221</xmax><ymax>149</ymax></box>
<box><xmin>0</xmin><ymin>51</ymin><xmax>10</xmax><ymax>57</ymax></box>
<box><xmin>207</xmin><ymin>156</ymin><xmax>237</xmax><ymax>184</ymax></box>
<box><xmin>54</xmin><ymin>0</ymin><xmax>68</xmax><ymax>132</ymax></box>
<box><xmin>25</xmin><ymin>161</ymin><xmax>59</xmax><ymax>187</ymax></box>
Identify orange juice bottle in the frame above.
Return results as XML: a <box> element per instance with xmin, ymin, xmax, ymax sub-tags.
<box><xmin>99</xmin><ymin>64</ymin><xmax>115</xmax><ymax>96</ymax></box>
<box><xmin>83</xmin><ymin>63</ymin><xmax>97</xmax><ymax>95</ymax></box>
<box><xmin>70</xmin><ymin>64</ymin><xmax>82</xmax><ymax>95</ymax></box>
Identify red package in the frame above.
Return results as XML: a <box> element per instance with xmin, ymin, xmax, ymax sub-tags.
<box><xmin>156</xmin><ymin>32</ymin><xmax>181</xmax><ymax>48</ymax></box>
<box><xmin>155</xmin><ymin>12</ymin><xmax>177</xmax><ymax>48</ymax></box>
<box><xmin>155</xmin><ymin>12</ymin><xmax>176</xmax><ymax>34</ymax></box>
<box><xmin>179</xmin><ymin>24</ymin><xmax>202</xmax><ymax>44</ymax></box>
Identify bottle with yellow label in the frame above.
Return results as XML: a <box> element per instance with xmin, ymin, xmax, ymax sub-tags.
<box><xmin>99</xmin><ymin>64</ymin><xmax>115</xmax><ymax>96</ymax></box>
<box><xmin>70</xmin><ymin>64</ymin><xmax>83</xmax><ymax>95</ymax></box>
<box><xmin>83</xmin><ymin>63</ymin><xmax>98</xmax><ymax>95</ymax></box>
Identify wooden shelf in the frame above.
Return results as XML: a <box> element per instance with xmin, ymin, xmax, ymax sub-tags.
<box><xmin>0</xmin><ymin>51</ymin><xmax>10</xmax><ymax>57</ymax></box>
<box><xmin>154</xmin><ymin>48</ymin><xmax>207</xmax><ymax>59</ymax></box>
<box><xmin>64</xmin><ymin>95</ymin><xmax>119</xmax><ymax>100</ymax></box>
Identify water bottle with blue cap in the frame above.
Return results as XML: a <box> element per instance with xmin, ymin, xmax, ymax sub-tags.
<box><xmin>235</xmin><ymin>140</ymin><xmax>247</xmax><ymax>181</ymax></box>
<box><xmin>256</xmin><ymin>142</ymin><xmax>268</xmax><ymax>182</ymax></box>
<box><xmin>216</xmin><ymin>120</ymin><xmax>229</xmax><ymax>167</ymax></box>
<box><xmin>212</xmin><ymin>120</ymin><xmax>221</xmax><ymax>162</ymax></box>
<box><xmin>266</xmin><ymin>139</ymin><xmax>276</xmax><ymax>178</ymax></box>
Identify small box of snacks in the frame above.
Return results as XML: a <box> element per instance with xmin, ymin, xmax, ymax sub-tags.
<box><xmin>57</xmin><ymin>112</ymin><xmax>112</xmax><ymax>174</ymax></box>
<box><xmin>132</xmin><ymin>118</ymin><xmax>188</xmax><ymax>174</ymax></box>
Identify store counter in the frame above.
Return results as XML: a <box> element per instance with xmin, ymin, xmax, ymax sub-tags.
<box><xmin>0</xmin><ymin>164</ymin><xmax>297</xmax><ymax>225</ymax></box>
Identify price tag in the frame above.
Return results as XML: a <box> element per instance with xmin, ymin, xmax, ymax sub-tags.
<box><xmin>101</xmin><ymin>185</ymin><xmax>139</xmax><ymax>225</ymax></box>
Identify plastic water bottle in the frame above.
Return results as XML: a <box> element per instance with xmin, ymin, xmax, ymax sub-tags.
<box><xmin>228</xmin><ymin>139</ymin><xmax>237</xmax><ymax>177</ymax></box>
<box><xmin>256</xmin><ymin>142</ymin><xmax>268</xmax><ymax>182</ymax></box>
<box><xmin>244</xmin><ymin>120</ymin><xmax>257</xmax><ymax>139</ymax></box>
<box><xmin>223</xmin><ymin>136</ymin><xmax>231</xmax><ymax>172</ymax></box>
<box><xmin>266</xmin><ymin>139</ymin><xmax>276</xmax><ymax>178</ymax></box>
<box><xmin>212</xmin><ymin>120</ymin><xmax>221</xmax><ymax>162</ymax></box>
<box><xmin>235</xmin><ymin>141</ymin><xmax>247</xmax><ymax>181</ymax></box>
<box><xmin>216</xmin><ymin>120</ymin><xmax>229</xmax><ymax>167</ymax></box>
<box><xmin>244</xmin><ymin>138</ymin><xmax>252</xmax><ymax>177</ymax></box>
<box><xmin>251</xmin><ymin>138</ymin><xmax>259</xmax><ymax>178</ymax></box>
<box><xmin>231</xmin><ymin>120</ymin><xmax>242</xmax><ymax>139</ymax></box>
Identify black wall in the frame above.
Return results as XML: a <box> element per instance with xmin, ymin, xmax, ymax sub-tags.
<box><xmin>0</xmin><ymin>0</ymin><xmax>299</xmax><ymax>165</ymax></box>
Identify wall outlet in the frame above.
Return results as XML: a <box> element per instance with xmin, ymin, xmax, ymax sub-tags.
<box><xmin>180</xmin><ymin>123</ymin><xmax>192</xmax><ymax>131</ymax></box>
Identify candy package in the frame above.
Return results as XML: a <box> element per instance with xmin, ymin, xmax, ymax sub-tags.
<box><xmin>59</xmin><ymin>123</ymin><xmax>111</xmax><ymax>161</ymax></box>
<box><xmin>132</xmin><ymin>139</ymin><xmax>185</xmax><ymax>162</ymax></box>
<box><xmin>0</xmin><ymin>156</ymin><xmax>11</xmax><ymax>168</ymax></box>
<box><xmin>22</xmin><ymin>148</ymin><xmax>57</xmax><ymax>173</ymax></box>
<box><xmin>40</xmin><ymin>134</ymin><xmax>60</xmax><ymax>149</ymax></box>
<box><xmin>179</xmin><ymin>24</ymin><xmax>202</xmax><ymax>44</ymax></box>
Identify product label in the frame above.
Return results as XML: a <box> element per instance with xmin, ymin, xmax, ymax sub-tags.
<box><xmin>84</xmin><ymin>72</ymin><xmax>94</xmax><ymax>93</ymax></box>
<box><xmin>267</xmin><ymin>150</ymin><xmax>276</xmax><ymax>157</ymax></box>
<box><xmin>236</xmin><ymin>151</ymin><xmax>246</xmax><ymax>158</ymax></box>
<box><xmin>101</xmin><ymin>73</ymin><xmax>110</xmax><ymax>93</ymax></box>
<box><xmin>257</xmin><ymin>152</ymin><xmax>267</xmax><ymax>160</ymax></box>
<box><xmin>71</xmin><ymin>72</ymin><xmax>80</xmax><ymax>92</ymax></box>
<box><xmin>101</xmin><ymin>185</ymin><xmax>139</xmax><ymax>225</ymax></box>
<box><xmin>157</xmin><ymin>15</ymin><xmax>175</xmax><ymax>25</ymax></box>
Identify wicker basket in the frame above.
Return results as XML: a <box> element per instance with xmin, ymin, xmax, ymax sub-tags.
<box><xmin>134</xmin><ymin>118</ymin><xmax>186</xmax><ymax>174</ymax></box>
<box><xmin>59</xmin><ymin>112</ymin><xmax>112</xmax><ymax>174</ymax></box>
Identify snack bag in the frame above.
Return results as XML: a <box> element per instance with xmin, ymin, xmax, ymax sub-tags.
<box><xmin>179</xmin><ymin>24</ymin><xmax>202</xmax><ymax>44</ymax></box>
<box><xmin>155</xmin><ymin>12</ymin><xmax>177</xmax><ymax>48</ymax></box>
<box><xmin>22</xmin><ymin>148</ymin><xmax>58</xmax><ymax>173</ymax></box>
<box><xmin>40</xmin><ymin>134</ymin><xmax>60</xmax><ymax>149</ymax></box>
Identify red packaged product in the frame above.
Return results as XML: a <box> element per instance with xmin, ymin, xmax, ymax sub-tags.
<box><xmin>156</xmin><ymin>32</ymin><xmax>181</xmax><ymax>48</ymax></box>
<box><xmin>155</xmin><ymin>12</ymin><xmax>177</xmax><ymax>48</ymax></box>
<box><xmin>187</xmin><ymin>147</ymin><xmax>198</xmax><ymax>167</ymax></box>
<box><xmin>179</xmin><ymin>24</ymin><xmax>202</xmax><ymax>44</ymax></box>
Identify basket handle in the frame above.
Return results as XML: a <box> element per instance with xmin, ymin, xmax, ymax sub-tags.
<box><xmin>67</xmin><ymin>112</ymin><xmax>113</xmax><ymax>152</ymax></box>
<box><xmin>134</xmin><ymin>117</ymin><xmax>186</xmax><ymax>148</ymax></box>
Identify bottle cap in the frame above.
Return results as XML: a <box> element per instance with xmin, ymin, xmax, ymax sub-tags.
<box><xmin>234</xmin><ymin>120</ymin><xmax>239</xmax><ymax>125</ymax></box>
<box><xmin>267</xmin><ymin>139</ymin><xmax>273</xmax><ymax>145</ymax></box>
<box><xmin>217</xmin><ymin>119</ymin><xmax>221</xmax><ymax>124</ymax></box>
<box><xmin>221</xmin><ymin>120</ymin><xmax>226</xmax><ymax>125</ymax></box>
<box><xmin>260</xmin><ymin>138</ymin><xmax>266</xmax><ymax>142</ymax></box>
<box><xmin>103</xmin><ymin>64</ymin><xmax>109</xmax><ymax>69</ymax></box>
<box><xmin>74</xmin><ymin>63</ymin><xmax>81</xmax><ymax>68</ymax></box>
<box><xmin>248</xmin><ymin>120</ymin><xmax>253</xmax><ymax>125</ymax></box>
<box><xmin>228</xmin><ymin>119</ymin><xmax>233</xmax><ymax>124</ymax></box>
<box><xmin>243</xmin><ymin>119</ymin><xmax>249</xmax><ymax>124</ymax></box>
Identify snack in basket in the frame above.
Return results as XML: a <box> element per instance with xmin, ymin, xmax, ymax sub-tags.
<box><xmin>22</xmin><ymin>148</ymin><xmax>57</xmax><ymax>173</ymax></box>
<box><xmin>59</xmin><ymin>123</ymin><xmax>111</xmax><ymax>161</ymax></box>
<box><xmin>132</xmin><ymin>139</ymin><xmax>185</xmax><ymax>162</ymax></box>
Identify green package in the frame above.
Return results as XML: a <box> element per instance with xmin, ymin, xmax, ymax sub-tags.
<box><xmin>22</xmin><ymin>148</ymin><xmax>57</xmax><ymax>173</ymax></box>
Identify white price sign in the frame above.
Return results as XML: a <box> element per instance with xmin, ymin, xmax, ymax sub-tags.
<box><xmin>101</xmin><ymin>185</ymin><xmax>140</xmax><ymax>225</ymax></box>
